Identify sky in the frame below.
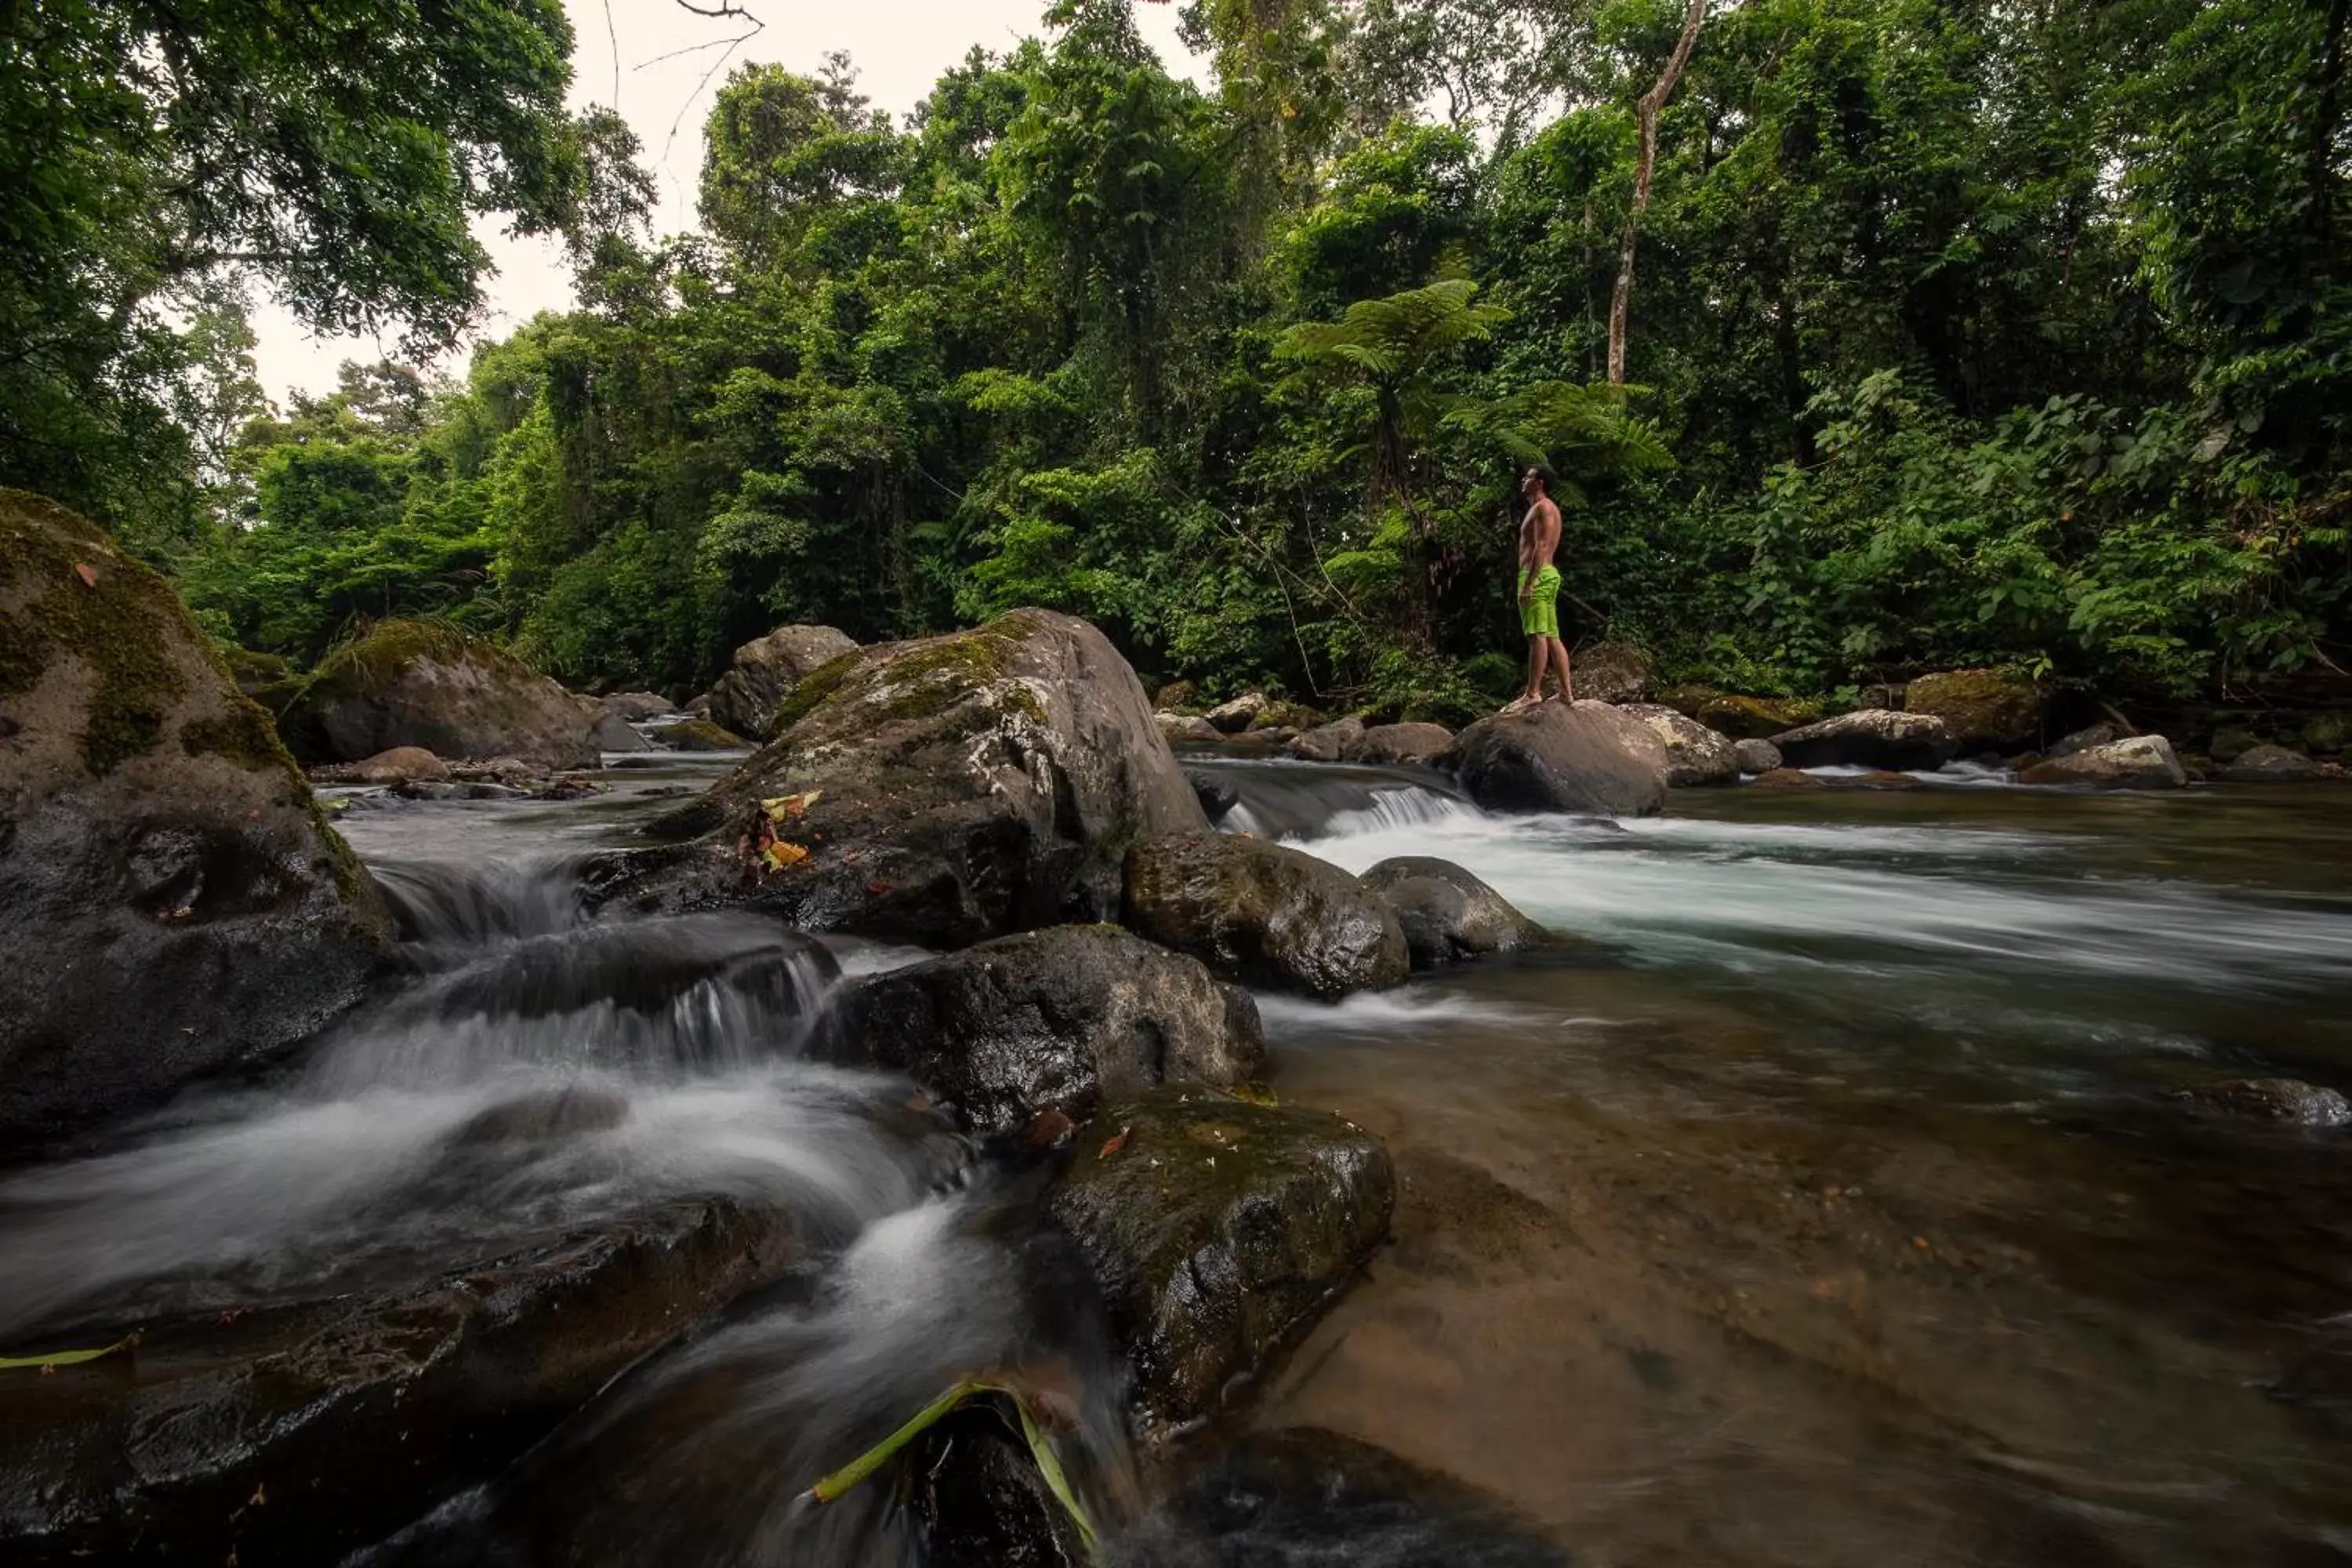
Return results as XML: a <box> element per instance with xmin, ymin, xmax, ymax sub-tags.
<box><xmin>246</xmin><ymin>0</ymin><xmax>1206</xmax><ymax>402</ymax></box>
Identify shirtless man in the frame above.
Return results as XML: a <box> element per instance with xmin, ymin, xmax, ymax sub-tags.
<box><xmin>1505</xmin><ymin>463</ymin><xmax>1571</xmax><ymax>713</ymax></box>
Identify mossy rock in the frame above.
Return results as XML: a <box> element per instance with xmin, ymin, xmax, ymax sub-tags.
<box><xmin>288</xmin><ymin>618</ymin><xmax>595</xmax><ymax>769</ymax></box>
<box><xmin>1693</xmin><ymin>692</ymin><xmax>1822</xmax><ymax>740</ymax></box>
<box><xmin>696</xmin><ymin>622</ymin><xmax>858</xmax><ymax>739</ymax></box>
<box><xmin>1903</xmin><ymin>666</ymin><xmax>2042</xmax><ymax>752</ymax></box>
<box><xmin>650</xmin><ymin>719</ymin><xmax>750</xmax><ymax>752</ymax></box>
<box><xmin>1122</xmin><ymin>831</ymin><xmax>1409</xmax><ymax>998</ymax></box>
<box><xmin>0</xmin><ymin>488</ymin><xmax>390</xmax><ymax>1146</ymax></box>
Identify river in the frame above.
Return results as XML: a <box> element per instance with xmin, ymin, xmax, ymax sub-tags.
<box><xmin>4</xmin><ymin>750</ymin><xmax>2350</xmax><ymax>1564</ymax></box>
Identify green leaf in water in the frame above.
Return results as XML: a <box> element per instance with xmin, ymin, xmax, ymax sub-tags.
<box><xmin>0</xmin><ymin>1331</ymin><xmax>139</xmax><ymax>1371</ymax></box>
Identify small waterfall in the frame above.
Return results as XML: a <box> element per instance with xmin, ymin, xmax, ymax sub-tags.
<box><xmin>1188</xmin><ymin>756</ymin><xmax>1481</xmax><ymax>842</ymax></box>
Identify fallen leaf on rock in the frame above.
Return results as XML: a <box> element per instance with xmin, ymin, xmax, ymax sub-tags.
<box><xmin>760</xmin><ymin>790</ymin><xmax>822</xmax><ymax>822</ymax></box>
<box><xmin>1098</xmin><ymin>1125</ymin><xmax>1131</xmax><ymax>1160</ymax></box>
<box><xmin>73</xmin><ymin>562</ymin><xmax>96</xmax><ymax>588</ymax></box>
<box><xmin>1023</xmin><ymin>1108</ymin><xmax>1075</xmax><ymax>1149</ymax></box>
<box><xmin>761</xmin><ymin>839</ymin><xmax>809</xmax><ymax>872</ymax></box>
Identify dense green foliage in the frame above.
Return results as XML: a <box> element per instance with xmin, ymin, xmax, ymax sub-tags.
<box><xmin>16</xmin><ymin>0</ymin><xmax>2350</xmax><ymax>714</ymax></box>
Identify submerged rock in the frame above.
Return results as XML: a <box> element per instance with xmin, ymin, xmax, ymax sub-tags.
<box><xmin>0</xmin><ymin>490</ymin><xmax>390</xmax><ymax>1147</ymax></box>
<box><xmin>1205</xmin><ymin>691</ymin><xmax>1268</xmax><ymax>734</ymax></box>
<box><xmin>819</xmin><ymin>924</ymin><xmax>1268</xmax><ymax>1138</ymax></box>
<box><xmin>1443</xmin><ymin>700</ymin><xmax>1668</xmax><ymax>816</ymax></box>
<box><xmin>1123</xmin><ymin>832</ymin><xmax>1408</xmax><ymax>998</ymax></box>
<box><xmin>699</xmin><ymin>622</ymin><xmax>858</xmax><ymax>739</ymax></box>
<box><xmin>2017</xmin><ymin>735</ymin><xmax>2187</xmax><ymax>789</ymax></box>
<box><xmin>1769</xmin><ymin>709</ymin><xmax>1955</xmax><ymax>771</ymax></box>
<box><xmin>1356</xmin><ymin>721</ymin><xmax>1453</xmax><ymax>766</ymax></box>
<box><xmin>612</xmin><ymin>611</ymin><xmax>1204</xmax><ymax>949</ymax></box>
<box><xmin>1617</xmin><ymin>702</ymin><xmax>1739</xmax><ymax>786</ymax></box>
<box><xmin>2219</xmin><ymin>743</ymin><xmax>2322</xmax><ymax>783</ymax></box>
<box><xmin>2170</xmin><ymin>1077</ymin><xmax>2352</xmax><ymax>1127</ymax></box>
<box><xmin>1045</xmin><ymin>1088</ymin><xmax>1394</xmax><ymax>1434</ymax></box>
<box><xmin>1903</xmin><ymin>668</ymin><xmax>2042</xmax><ymax>752</ymax></box>
<box><xmin>1733</xmin><ymin>737</ymin><xmax>1783</xmax><ymax>774</ymax></box>
<box><xmin>1359</xmin><ymin>857</ymin><xmax>1550</xmax><ymax>970</ymax></box>
<box><xmin>1285</xmin><ymin>716</ymin><xmax>1364</xmax><ymax>763</ymax></box>
<box><xmin>0</xmin><ymin>1198</ymin><xmax>797</xmax><ymax>1565</ymax></box>
<box><xmin>1571</xmin><ymin>640</ymin><xmax>1652</xmax><ymax>704</ymax></box>
<box><xmin>284</xmin><ymin>619</ymin><xmax>596</xmax><ymax>769</ymax></box>
<box><xmin>1750</xmin><ymin>767</ymin><xmax>1824</xmax><ymax>789</ymax></box>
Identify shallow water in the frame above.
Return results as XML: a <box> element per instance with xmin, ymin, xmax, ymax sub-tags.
<box><xmin>6</xmin><ymin>753</ymin><xmax>2351</xmax><ymax>1564</ymax></box>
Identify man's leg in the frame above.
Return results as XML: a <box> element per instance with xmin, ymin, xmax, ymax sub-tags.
<box><xmin>1546</xmin><ymin>637</ymin><xmax>1574</xmax><ymax>702</ymax></box>
<box><xmin>1510</xmin><ymin>635</ymin><xmax>1543</xmax><ymax>710</ymax></box>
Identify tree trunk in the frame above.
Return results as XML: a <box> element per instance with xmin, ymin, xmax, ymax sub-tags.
<box><xmin>1607</xmin><ymin>0</ymin><xmax>1708</xmax><ymax>385</ymax></box>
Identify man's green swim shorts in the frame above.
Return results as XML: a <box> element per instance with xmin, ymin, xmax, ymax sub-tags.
<box><xmin>1519</xmin><ymin>564</ymin><xmax>1561</xmax><ymax>638</ymax></box>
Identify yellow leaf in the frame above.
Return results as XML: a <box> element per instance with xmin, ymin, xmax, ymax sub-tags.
<box><xmin>762</xmin><ymin>839</ymin><xmax>810</xmax><ymax>872</ymax></box>
<box><xmin>760</xmin><ymin>790</ymin><xmax>822</xmax><ymax>823</ymax></box>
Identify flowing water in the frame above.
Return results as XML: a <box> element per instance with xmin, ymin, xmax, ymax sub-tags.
<box><xmin>4</xmin><ymin>750</ymin><xmax>2351</xmax><ymax>1564</ymax></box>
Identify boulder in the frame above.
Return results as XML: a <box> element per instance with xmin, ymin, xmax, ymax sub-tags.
<box><xmin>818</xmin><ymin>924</ymin><xmax>1268</xmax><ymax>1138</ymax></box>
<box><xmin>2208</xmin><ymin>726</ymin><xmax>2263</xmax><ymax>763</ymax></box>
<box><xmin>699</xmin><ymin>623</ymin><xmax>858</xmax><ymax>739</ymax></box>
<box><xmin>598</xmin><ymin>690</ymin><xmax>674</xmax><ymax>723</ymax></box>
<box><xmin>1123</xmin><ymin>833</ymin><xmax>1408</xmax><ymax>998</ymax></box>
<box><xmin>0</xmin><ymin>491</ymin><xmax>390</xmax><ymax>1147</ymax></box>
<box><xmin>315</xmin><ymin>746</ymin><xmax>448</xmax><ymax>786</ymax></box>
<box><xmin>1252</xmin><ymin>699</ymin><xmax>1327</xmax><ymax>732</ymax></box>
<box><xmin>285</xmin><ymin>619</ymin><xmax>595</xmax><ymax>769</ymax></box>
<box><xmin>650</xmin><ymin>718</ymin><xmax>750</xmax><ymax>752</ymax></box>
<box><xmin>0</xmin><ymin>1199</ymin><xmax>795</xmax><ymax>1565</ymax></box>
<box><xmin>2169</xmin><ymin>1077</ymin><xmax>2352</xmax><ymax>1127</ymax></box>
<box><xmin>1159</xmin><ymin>712</ymin><xmax>1222</xmax><ymax>743</ymax></box>
<box><xmin>1734</xmin><ymin>737</ymin><xmax>1782</xmax><ymax>774</ymax></box>
<box><xmin>1858</xmin><ymin>681</ymin><xmax>1907</xmax><ymax>712</ymax></box>
<box><xmin>1357</xmin><ymin>857</ymin><xmax>1549</xmax><ymax>970</ymax></box>
<box><xmin>1205</xmin><ymin>691</ymin><xmax>1268</xmax><ymax>734</ymax></box>
<box><xmin>1751</xmin><ymin>768</ymin><xmax>1824</xmax><ymax>789</ymax></box>
<box><xmin>2304</xmin><ymin>713</ymin><xmax>2351</xmax><ymax>754</ymax></box>
<box><xmin>1044</xmin><ymin>1088</ymin><xmax>1394</xmax><ymax>1433</ymax></box>
<box><xmin>1285</xmin><ymin>716</ymin><xmax>1364</xmax><ymax>763</ymax></box>
<box><xmin>1571</xmin><ymin>641</ymin><xmax>1651</xmax><ymax>704</ymax></box>
<box><xmin>2043</xmin><ymin>720</ymin><xmax>2119</xmax><ymax>760</ymax></box>
<box><xmin>1356</xmin><ymin>721</ymin><xmax>1452</xmax><ymax>766</ymax></box>
<box><xmin>1154</xmin><ymin>679</ymin><xmax>1198</xmax><ymax>712</ymax></box>
<box><xmin>2219</xmin><ymin>742</ymin><xmax>2322</xmax><ymax>783</ymax></box>
<box><xmin>1903</xmin><ymin>668</ymin><xmax>2041</xmax><ymax>752</ymax></box>
<box><xmin>1616</xmin><ymin>702</ymin><xmax>1739</xmax><ymax>786</ymax></box>
<box><xmin>2017</xmin><ymin>735</ymin><xmax>2187</xmax><ymax>789</ymax></box>
<box><xmin>1442</xmin><ymin>700</ymin><xmax>1668</xmax><ymax>817</ymax></box>
<box><xmin>1184</xmin><ymin>766</ymin><xmax>1240</xmax><ymax>826</ymax></box>
<box><xmin>590</xmin><ymin>713</ymin><xmax>652</xmax><ymax>753</ymax></box>
<box><xmin>612</xmin><ymin>611</ymin><xmax>1206</xmax><ymax>949</ymax></box>
<box><xmin>1693</xmin><ymin>692</ymin><xmax>1821</xmax><ymax>739</ymax></box>
<box><xmin>1769</xmin><ymin>709</ymin><xmax>1955</xmax><ymax>771</ymax></box>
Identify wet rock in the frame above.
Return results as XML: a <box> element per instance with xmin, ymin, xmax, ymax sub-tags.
<box><xmin>1571</xmin><ymin>640</ymin><xmax>1651</xmax><ymax>704</ymax></box>
<box><xmin>1123</xmin><ymin>833</ymin><xmax>1408</xmax><ymax>998</ymax></box>
<box><xmin>2304</xmin><ymin>713</ymin><xmax>2351</xmax><ymax>754</ymax></box>
<box><xmin>1185</xmin><ymin>767</ymin><xmax>1240</xmax><ymax>826</ymax></box>
<box><xmin>1769</xmin><ymin>709</ymin><xmax>1956</xmax><ymax>771</ymax></box>
<box><xmin>2044</xmin><ymin>720</ymin><xmax>2119</xmax><ymax>760</ymax></box>
<box><xmin>0</xmin><ymin>1199</ymin><xmax>797</xmax><ymax>1566</ymax></box>
<box><xmin>2208</xmin><ymin>726</ymin><xmax>2263</xmax><ymax>763</ymax></box>
<box><xmin>313</xmin><ymin>745</ymin><xmax>449</xmax><ymax>785</ymax></box>
<box><xmin>1693</xmin><ymin>691</ymin><xmax>1821</xmax><ymax>739</ymax></box>
<box><xmin>590</xmin><ymin>712</ymin><xmax>652</xmax><ymax>752</ymax></box>
<box><xmin>907</xmin><ymin>1405</ymin><xmax>1092</xmax><ymax>1568</ymax></box>
<box><xmin>1442</xmin><ymin>700</ymin><xmax>1669</xmax><ymax>817</ymax></box>
<box><xmin>1903</xmin><ymin>668</ymin><xmax>2042</xmax><ymax>752</ymax></box>
<box><xmin>1159</xmin><ymin>712</ymin><xmax>1222</xmax><ymax>743</ymax></box>
<box><xmin>0</xmin><ymin>490</ymin><xmax>389</xmax><ymax>1147</ymax></box>
<box><xmin>1250</xmin><ymin>725</ymin><xmax>1299</xmax><ymax>746</ymax></box>
<box><xmin>599</xmin><ymin>690</ymin><xmax>674</xmax><ymax>724</ymax></box>
<box><xmin>650</xmin><ymin>718</ymin><xmax>750</xmax><ymax>751</ymax></box>
<box><xmin>2169</xmin><ymin>1077</ymin><xmax>2352</xmax><ymax>1127</ymax></box>
<box><xmin>1751</xmin><ymin>768</ymin><xmax>1824</xmax><ymax>789</ymax></box>
<box><xmin>1155</xmin><ymin>679</ymin><xmax>1199</xmax><ymax>712</ymax></box>
<box><xmin>698</xmin><ymin>623</ymin><xmax>858</xmax><ymax>739</ymax></box>
<box><xmin>1152</xmin><ymin>1426</ymin><xmax>1570</xmax><ymax>1566</ymax></box>
<box><xmin>612</xmin><ymin>611</ymin><xmax>1205</xmax><ymax>949</ymax></box>
<box><xmin>2219</xmin><ymin>743</ymin><xmax>2322</xmax><ymax>783</ymax></box>
<box><xmin>1044</xmin><ymin>1088</ymin><xmax>1394</xmax><ymax>1434</ymax></box>
<box><xmin>283</xmin><ymin>619</ymin><xmax>596</xmax><ymax>769</ymax></box>
<box><xmin>1617</xmin><ymin>702</ymin><xmax>1739</xmax><ymax>786</ymax></box>
<box><xmin>392</xmin><ymin>779</ymin><xmax>527</xmax><ymax>801</ymax></box>
<box><xmin>1252</xmin><ymin>700</ymin><xmax>1326</xmax><ymax>732</ymax></box>
<box><xmin>1734</xmin><ymin>737</ymin><xmax>1782</xmax><ymax>774</ymax></box>
<box><xmin>1205</xmin><ymin>691</ymin><xmax>1268</xmax><ymax>734</ymax></box>
<box><xmin>1284</xmin><ymin>716</ymin><xmax>1363</xmax><ymax>763</ymax></box>
<box><xmin>818</xmin><ymin>924</ymin><xmax>1268</xmax><ymax>1138</ymax></box>
<box><xmin>451</xmin><ymin>1084</ymin><xmax>633</xmax><ymax>1145</ymax></box>
<box><xmin>1358</xmin><ymin>857</ymin><xmax>1548</xmax><ymax>969</ymax></box>
<box><xmin>1356</xmin><ymin>721</ymin><xmax>1453</xmax><ymax>766</ymax></box>
<box><xmin>2017</xmin><ymin>735</ymin><xmax>2187</xmax><ymax>789</ymax></box>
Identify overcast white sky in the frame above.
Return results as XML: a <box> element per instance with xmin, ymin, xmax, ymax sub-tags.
<box><xmin>247</xmin><ymin>0</ymin><xmax>1204</xmax><ymax>401</ymax></box>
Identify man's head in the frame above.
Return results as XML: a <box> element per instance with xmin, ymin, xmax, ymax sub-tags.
<box><xmin>1520</xmin><ymin>462</ymin><xmax>1559</xmax><ymax>499</ymax></box>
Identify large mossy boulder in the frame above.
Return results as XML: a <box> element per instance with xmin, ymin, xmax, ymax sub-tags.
<box><xmin>1691</xmin><ymin>691</ymin><xmax>1821</xmax><ymax>739</ymax></box>
<box><xmin>1570</xmin><ymin>640</ymin><xmax>1652</xmax><ymax>704</ymax></box>
<box><xmin>1441</xmin><ymin>700</ymin><xmax>1668</xmax><ymax>816</ymax></box>
<box><xmin>1616</xmin><ymin>702</ymin><xmax>1739</xmax><ymax>786</ymax></box>
<box><xmin>1358</xmin><ymin>857</ymin><xmax>1551</xmax><ymax>971</ymax></box>
<box><xmin>2016</xmin><ymin>734</ymin><xmax>2187</xmax><ymax>789</ymax></box>
<box><xmin>698</xmin><ymin>622</ymin><xmax>857</xmax><ymax>740</ymax></box>
<box><xmin>1769</xmin><ymin>708</ymin><xmax>1955</xmax><ymax>771</ymax></box>
<box><xmin>0</xmin><ymin>1199</ymin><xmax>794</xmax><ymax>1566</ymax></box>
<box><xmin>0</xmin><ymin>491</ymin><xmax>390</xmax><ymax>1148</ymax></box>
<box><xmin>1122</xmin><ymin>832</ymin><xmax>1408</xmax><ymax>998</ymax></box>
<box><xmin>286</xmin><ymin>619</ymin><xmax>595</xmax><ymax>769</ymax></box>
<box><xmin>1045</xmin><ymin>1088</ymin><xmax>1395</xmax><ymax>1435</ymax></box>
<box><xmin>613</xmin><ymin>611</ymin><xmax>1205</xmax><ymax>948</ymax></box>
<box><xmin>818</xmin><ymin>924</ymin><xmax>1268</xmax><ymax>1138</ymax></box>
<box><xmin>1904</xmin><ymin>667</ymin><xmax>2042</xmax><ymax>752</ymax></box>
